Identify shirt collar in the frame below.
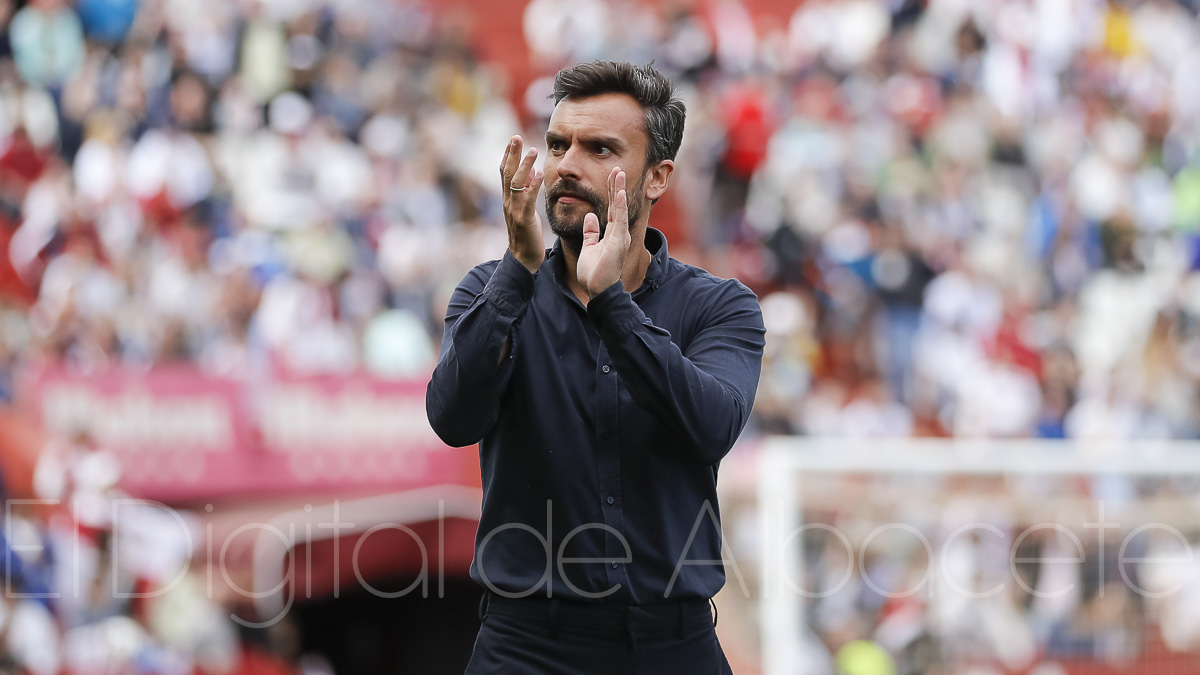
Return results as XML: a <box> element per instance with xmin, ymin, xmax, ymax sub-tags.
<box><xmin>546</xmin><ymin>227</ymin><xmax>670</xmax><ymax>296</ymax></box>
<box><xmin>641</xmin><ymin>227</ymin><xmax>669</xmax><ymax>293</ymax></box>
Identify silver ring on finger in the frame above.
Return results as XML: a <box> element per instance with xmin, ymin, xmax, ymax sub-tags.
<box><xmin>509</xmin><ymin>184</ymin><xmax>528</xmax><ymax>192</ymax></box>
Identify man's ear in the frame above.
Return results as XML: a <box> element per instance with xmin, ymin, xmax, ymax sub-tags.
<box><xmin>644</xmin><ymin>160</ymin><xmax>674</xmax><ymax>203</ymax></box>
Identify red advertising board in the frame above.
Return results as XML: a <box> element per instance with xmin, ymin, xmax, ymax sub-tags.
<box><xmin>20</xmin><ymin>367</ymin><xmax>479</xmax><ymax>503</ymax></box>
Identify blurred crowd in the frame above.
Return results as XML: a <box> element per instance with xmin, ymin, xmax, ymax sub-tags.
<box><xmin>0</xmin><ymin>0</ymin><xmax>1196</xmax><ymax>437</ymax></box>
<box><xmin>1</xmin><ymin>0</ymin><xmax>1198</xmax><ymax>444</ymax></box>
<box><xmin>0</xmin><ymin>0</ymin><xmax>515</xmax><ymax>390</ymax></box>
<box><xmin>730</xmin><ymin>0</ymin><xmax>1200</xmax><ymax>442</ymax></box>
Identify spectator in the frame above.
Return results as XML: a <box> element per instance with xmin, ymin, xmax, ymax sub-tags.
<box><xmin>8</xmin><ymin>0</ymin><xmax>84</xmax><ymax>90</ymax></box>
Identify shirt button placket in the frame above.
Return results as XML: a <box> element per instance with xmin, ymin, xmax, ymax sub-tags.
<box><xmin>599</xmin><ymin>363</ymin><xmax>614</xmax><ymax>440</ymax></box>
<box><xmin>596</xmin><ymin>347</ymin><xmax>626</xmax><ymax>593</ymax></box>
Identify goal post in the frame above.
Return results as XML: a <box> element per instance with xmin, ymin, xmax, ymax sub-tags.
<box><xmin>755</xmin><ymin>437</ymin><xmax>1200</xmax><ymax>675</ymax></box>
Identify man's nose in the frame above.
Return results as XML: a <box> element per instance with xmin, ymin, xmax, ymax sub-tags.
<box><xmin>556</xmin><ymin>145</ymin><xmax>583</xmax><ymax>181</ymax></box>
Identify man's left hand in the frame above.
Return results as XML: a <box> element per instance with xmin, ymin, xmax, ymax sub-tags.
<box><xmin>578</xmin><ymin>168</ymin><xmax>630</xmax><ymax>298</ymax></box>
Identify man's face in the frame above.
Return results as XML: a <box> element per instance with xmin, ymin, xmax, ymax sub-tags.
<box><xmin>543</xmin><ymin>93</ymin><xmax>650</xmax><ymax>254</ymax></box>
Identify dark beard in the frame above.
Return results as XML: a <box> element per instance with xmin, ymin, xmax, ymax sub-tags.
<box><xmin>545</xmin><ymin>176</ymin><xmax>644</xmax><ymax>256</ymax></box>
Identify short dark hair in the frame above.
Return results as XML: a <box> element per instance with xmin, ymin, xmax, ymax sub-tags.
<box><xmin>552</xmin><ymin>61</ymin><xmax>686</xmax><ymax>168</ymax></box>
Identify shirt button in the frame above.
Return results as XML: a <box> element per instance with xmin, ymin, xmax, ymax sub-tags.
<box><xmin>611</xmin><ymin>561</ymin><xmax>618</xmax><ymax>569</ymax></box>
<box><xmin>602</xmin><ymin>432</ymin><xmax>611</xmax><ymax>440</ymax></box>
<box><xmin>601</xmin><ymin>364</ymin><xmax>610</xmax><ymax>374</ymax></box>
<box><xmin>521</xmin><ymin>291</ymin><xmax>530</xmax><ymax>300</ymax></box>
<box><xmin>607</xmin><ymin>496</ymin><xmax>614</xmax><ymax>505</ymax></box>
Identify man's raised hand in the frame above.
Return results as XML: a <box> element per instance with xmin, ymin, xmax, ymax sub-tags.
<box><xmin>578</xmin><ymin>168</ymin><xmax>630</xmax><ymax>299</ymax></box>
<box><xmin>501</xmin><ymin>135</ymin><xmax>545</xmax><ymax>273</ymax></box>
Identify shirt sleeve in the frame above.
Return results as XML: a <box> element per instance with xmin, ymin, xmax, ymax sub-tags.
<box><xmin>426</xmin><ymin>251</ymin><xmax>536</xmax><ymax>447</ymax></box>
<box><xmin>586</xmin><ymin>278</ymin><xmax>766</xmax><ymax>465</ymax></box>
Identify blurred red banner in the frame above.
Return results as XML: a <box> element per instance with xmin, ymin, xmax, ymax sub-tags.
<box><xmin>19</xmin><ymin>367</ymin><xmax>478</xmax><ymax>503</ymax></box>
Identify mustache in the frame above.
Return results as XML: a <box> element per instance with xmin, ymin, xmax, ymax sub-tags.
<box><xmin>546</xmin><ymin>180</ymin><xmax>606</xmax><ymax>211</ymax></box>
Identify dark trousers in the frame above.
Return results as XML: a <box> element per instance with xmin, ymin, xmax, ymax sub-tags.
<box><xmin>464</xmin><ymin>593</ymin><xmax>734</xmax><ymax>674</ymax></box>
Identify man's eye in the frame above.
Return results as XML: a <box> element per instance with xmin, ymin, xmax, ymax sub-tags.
<box><xmin>596</xmin><ymin>146</ymin><xmax>612</xmax><ymax>156</ymax></box>
<box><xmin>548</xmin><ymin>141</ymin><xmax>566</xmax><ymax>152</ymax></box>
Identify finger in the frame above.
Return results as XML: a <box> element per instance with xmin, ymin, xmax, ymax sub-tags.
<box><xmin>602</xmin><ymin>193</ymin><xmax>624</xmax><ymax>245</ymax></box>
<box><xmin>610</xmin><ymin>168</ymin><xmax>619</xmax><ymax>218</ymax></box>
<box><xmin>607</xmin><ymin>167</ymin><xmax>619</xmax><ymax>223</ymax></box>
<box><xmin>511</xmin><ymin>147</ymin><xmax>538</xmax><ymax>190</ymax></box>
<box><xmin>615</xmin><ymin>170</ymin><xmax>627</xmax><ymax>228</ymax></box>
<box><xmin>582</xmin><ymin>212</ymin><xmax>601</xmax><ymax>248</ymax></box>
<box><xmin>608</xmin><ymin>170</ymin><xmax>628</xmax><ymax>239</ymax></box>
<box><xmin>500</xmin><ymin>135</ymin><xmax>523</xmax><ymax>184</ymax></box>
<box><xmin>522</xmin><ymin>169</ymin><xmax>544</xmax><ymax>217</ymax></box>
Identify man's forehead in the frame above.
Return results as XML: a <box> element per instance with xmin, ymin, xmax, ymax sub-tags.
<box><xmin>547</xmin><ymin>93</ymin><xmax>645</xmax><ymax>141</ymax></box>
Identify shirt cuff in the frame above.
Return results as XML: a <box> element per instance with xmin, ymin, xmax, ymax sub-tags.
<box><xmin>482</xmin><ymin>250</ymin><xmax>537</xmax><ymax>314</ymax></box>
<box><xmin>587</xmin><ymin>281</ymin><xmax>646</xmax><ymax>340</ymax></box>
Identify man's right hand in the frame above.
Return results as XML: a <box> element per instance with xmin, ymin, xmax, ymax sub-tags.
<box><xmin>501</xmin><ymin>135</ymin><xmax>546</xmax><ymax>273</ymax></box>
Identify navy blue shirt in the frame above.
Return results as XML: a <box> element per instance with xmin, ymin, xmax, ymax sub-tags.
<box><xmin>427</xmin><ymin>229</ymin><xmax>765</xmax><ymax>605</ymax></box>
